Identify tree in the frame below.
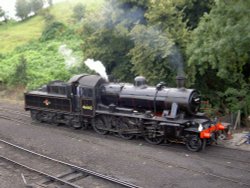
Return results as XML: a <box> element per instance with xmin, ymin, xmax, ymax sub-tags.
<box><xmin>80</xmin><ymin>0</ymin><xmax>213</xmax><ymax>85</ymax></box>
<box><xmin>81</xmin><ymin>0</ymin><xmax>149</xmax><ymax>81</ymax></box>
<box><xmin>15</xmin><ymin>0</ymin><xmax>31</xmax><ymax>20</ymax></box>
<box><xmin>146</xmin><ymin>0</ymin><xmax>189</xmax><ymax>46</ymax></box>
<box><xmin>187</xmin><ymin>0</ymin><xmax>250</xmax><ymax>115</ymax></box>
<box><xmin>183</xmin><ymin>0</ymin><xmax>214</xmax><ymax>29</ymax></box>
<box><xmin>138</xmin><ymin>0</ymin><xmax>216</xmax><ymax>86</ymax></box>
<box><xmin>30</xmin><ymin>0</ymin><xmax>44</xmax><ymax>14</ymax></box>
<box><xmin>128</xmin><ymin>0</ymin><xmax>190</xmax><ymax>85</ymax></box>
<box><xmin>129</xmin><ymin>25</ymin><xmax>176</xmax><ymax>85</ymax></box>
<box><xmin>48</xmin><ymin>0</ymin><xmax>53</xmax><ymax>6</ymax></box>
<box><xmin>0</xmin><ymin>6</ymin><xmax>5</xmax><ymax>19</ymax></box>
<box><xmin>82</xmin><ymin>24</ymin><xmax>134</xmax><ymax>81</ymax></box>
<box><xmin>41</xmin><ymin>9</ymin><xmax>55</xmax><ymax>24</ymax></box>
<box><xmin>40</xmin><ymin>21</ymin><xmax>66</xmax><ymax>41</ymax></box>
<box><xmin>0</xmin><ymin>6</ymin><xmax>7</xmax><ymax>23</ymax></box>
<box><xmin>72</xmin><ymin>3</ymin><xmax>86</xmax><ymax>22</ymax></box>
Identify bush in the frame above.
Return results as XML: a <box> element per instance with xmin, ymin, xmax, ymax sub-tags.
<box><xmin>40</xmin><ymin>21</ymin><xmax>66</xmax><ymax>41</ymax></box>
<box><xmin>72</xmin><ymin>3</ymin><xmax>86</xmax><ymax>22</ymax></box>
<box><xmin>40</xmin><ymin>9</ymin><xmax>55</xmax><ymax>24</ymax></box>
<box><xmin>9</xmin><ymin>55</ymin><xmax>28</xmax><ymax>86</ymax></box>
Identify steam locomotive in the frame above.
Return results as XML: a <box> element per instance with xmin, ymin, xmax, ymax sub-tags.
<box><xmin>24</xmin><ymin>74</ymin><xmax>225</xmax><ymax>151</ymax></box>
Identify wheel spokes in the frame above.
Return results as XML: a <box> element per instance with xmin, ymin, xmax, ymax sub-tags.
<box><xmin>118</xmin><ymin>120</ymin><xmax>134</xmax><ymax>140</ymax></box>
<box><xmin>92</xmin><ymin>117</ymin><xmax>109</xmax><ymax>135</ymax></box>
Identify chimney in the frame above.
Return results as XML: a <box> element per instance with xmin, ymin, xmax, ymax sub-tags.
<box><xmin>176</xmin><ymin>76</ymin><xmax>186</xmax><ymax>88</ymax></box>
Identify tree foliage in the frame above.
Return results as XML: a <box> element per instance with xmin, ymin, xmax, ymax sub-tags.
<box><xmin>40</xmin><ymin>9</ymin><xmax>55</xmax><ymax>24</ymax></box>
<box><xmin>48</xmin><ymin>0</ymin><xmax>53</xmax><ymax>7</ymax></box>
<box><xmin>129</xmin><ymin>0</ymin><xmax>191</xmax><ymax>85</ymax></box>
<box><xmin>81</xmin><ymin>0</ymin><xmax>147</xmax><ymax>81</ymax></box>
<box><xmin>40</xmin><ymin>21</ymin><xmax>66</xmax><ymax>41</ymax></box>
<box><xmin>0</xmin><ymin>6</ymin><xmax>5</xmax><ymax>19</ymax></box>
<box><xmin>81</xmin><ymin>0</ymin><xmax>215</xmax><ymax>84</ymax></box>
<box><xmin>30</xmin><ymin>0</ymin><xmax>44</xmax><ymax>14</ymax></box>
<box><xmin>187</xmin><ymin>0</ymin><xmax>250</xmax><ymax>114</ymax></box>
<box><xmin>82</xmin><ymin>24</ymin><xmax>134</xmax><ymax>81</ymax></box>
<box><xmin>80</xmin><ymin>0</ymin><xmax>249</xmax><ymax>118</ymax></box>
<box><xmin>9</xmin><ymin>55</ymin><xmax>28</xmax><ymax>86</ymax></box>
<box><xmin>15</xmin><ymin>0</ymin><xmax>31</xmax><ymax>20</ymax></box>
<box><xmin>129</xmin><ymin>25</ymin><xmax>175</xmax><ymax>84</ymax></box>
<box><xmin>146</xmin><ymin>0</ymin><xmax>189</xmax><ymax>48</ymax></box>
<box><xmin>0</xmin><ymin>26</ymin><xmax>86</xmax><ymax>90</ymax></box>
<box><xmin>72</xmin><ymin>3</ymin><xmax>86</xmax><ymax>22</ymax></box>
<box><xmin>183</xmin><ymin>0</ymin><xmax>214</xmax><ymax>29</ymax></box>
<box><xmin>0</xmin><ymin>7</ymin><xmax>9</xmax><ymax>23</ymax></box>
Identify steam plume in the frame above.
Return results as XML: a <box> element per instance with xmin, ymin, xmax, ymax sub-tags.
<box><xmin>58</xmin><ymin>44</ymin><xmax>77</xmax><ymax>68</ymax></box>
<box><xmin>84</xmin><ymin>58</ymin><xmax>108</xmax><ymax>80</ymax></box>
<box><xmin>169</xmin><ymin>46</ymin><xmax>185</xmax><ymax>76</ymax></box>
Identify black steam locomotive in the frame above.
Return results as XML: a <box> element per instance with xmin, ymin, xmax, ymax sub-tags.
<box><xmin>24</xmin><ymin>74</ymin><xmax>225</xmax><ymax>151</ymax></box>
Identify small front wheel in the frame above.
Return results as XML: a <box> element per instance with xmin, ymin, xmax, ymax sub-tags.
<box><xmin>186</xmin><ymin>135</ymin><xmax>202</xmax><ymax>152</ymax></box>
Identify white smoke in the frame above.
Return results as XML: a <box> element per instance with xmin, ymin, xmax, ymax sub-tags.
<box><xmin>84</xmin><ymin>58</ymin><xmax>108</xmax><ymax>81</ymax></box>
<box><xmin>169</xmin><ymin>46</ymin><xmax>185</xmax><ymax>76</ymax></box>
<box><xmin>58</xmin><ymin>44</ymin><xmax>77</xmax><ymax>68</ymax></box>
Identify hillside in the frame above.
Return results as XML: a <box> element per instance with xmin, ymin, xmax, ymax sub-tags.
<box><xmin>0</xmin><ymin>0</ymin><xmax>104</xmax><ymax>92</ymax></box>
<box><xmin>0</xmin><ymin>0</ymin><xmax>104</xmax><ymax>53</ymax></box>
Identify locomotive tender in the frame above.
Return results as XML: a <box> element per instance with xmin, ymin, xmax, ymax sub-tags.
<box><xmin>24</xmin><ymin>74</ymin><xmax>225</xmax><ymax>151</ymax></box>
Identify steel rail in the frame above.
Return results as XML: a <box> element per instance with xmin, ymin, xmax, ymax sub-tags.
<box><xmin>0</xmin><ymin>114</ymin><xmax>26</xmax><ymax>124</ymax></box>
<box><xmin>0</xmin><ymin>139</ymin><xmax>141</xmax><ymax>188</ymax></box>
<box><xmin>0</xmin><ymin>154</ymin><xmax>83</xmax><ymax>188</ymax></box>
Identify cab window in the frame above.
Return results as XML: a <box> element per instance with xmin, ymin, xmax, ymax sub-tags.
<box><xmin>81</xmin><ymin>88</ymin><xmax>93</xmax><ymax>98</ymax></box>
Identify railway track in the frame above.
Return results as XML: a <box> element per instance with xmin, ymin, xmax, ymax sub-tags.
<box><xmin>1</xmin><ymin>107</ymin><xmax>250</xmax><ymax>187</ymax></box>
<box><xmin>0</xmin><ymin>107</ymin><xmax>30</xmax><ymax>123</ymax></box>
<box><xmin>0</xmin><ymin>139</ymin><xmax>140</xmax><ymax>188</ymax></box>
<box><xmin>1</xmin><ymin>137</ymin><xmax>249</xmax><ymax>187</ymax></box>
<box><xmin>0</xmin><ymin>114</ymin><xmax>27</xmax><ymax>124</ymax></box>
<box><xmin>0</xmin><ymin>106</ymin><xmax>29</xmax><ymax>116</ymax></box>
<box><xmin>0</xmin><ymin>109</ymin><xmax>249</xmax><ymax>166</ymax></box>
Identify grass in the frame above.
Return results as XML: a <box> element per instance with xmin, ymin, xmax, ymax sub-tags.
<box><xmin>0</xmin><ymin>0</ymin><xmax>104</xmax><ymax>53</ymax></box>
<box><xmin>0</xmin><ymin>16</ymin><xmax>45</xmax><ymax>53</ymax></box>
<box><xmin>50</xmin><ymin>0</ymin><xmax>105</xmax><ymax>24</ymax></box>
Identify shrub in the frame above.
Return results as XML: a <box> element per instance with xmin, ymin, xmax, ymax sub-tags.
<box><xmin>40</xmin><ymin>21</ymin><xmax>66</xmax><ymax>41</ymax></box>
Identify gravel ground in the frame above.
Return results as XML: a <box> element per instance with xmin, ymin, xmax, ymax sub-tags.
<box><xmin>0</xmin><ymin>100</ymin><xmax>250</xmax><ymax>188</ymax></box>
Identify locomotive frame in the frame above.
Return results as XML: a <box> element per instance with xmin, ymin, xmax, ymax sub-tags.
<box><xmin>24</xmin><ymin>74</ymin><xmax>225</xmax><ymax>152</ymax></box>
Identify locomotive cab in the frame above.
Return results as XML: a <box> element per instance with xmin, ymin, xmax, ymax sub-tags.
<box><xmin>68</xmin><ymin>74</ymin><xmax>107</xmax><ymax>116</ymax></box>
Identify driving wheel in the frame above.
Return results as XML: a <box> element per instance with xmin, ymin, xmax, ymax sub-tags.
<box><xmin>92</xmin><ymin>116</ymin><xmax>109</xmax><ymax>135</ymax></box>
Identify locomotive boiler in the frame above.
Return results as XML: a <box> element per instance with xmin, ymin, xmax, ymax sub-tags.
<box><xmin>24</xmin><ymin>74</ymin><xmax>225</xmax><ymax>151</ymax></box>
<box><xmin>101</xmin><ymin>76</ymin><xmax>201</xmax><ymax>116</ymax></box>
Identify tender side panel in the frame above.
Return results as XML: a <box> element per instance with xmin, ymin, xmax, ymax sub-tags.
<box><xmin>25</xmin><ymin>94</ymin><xmax>72</xmax><ymax>112</ymax></box>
